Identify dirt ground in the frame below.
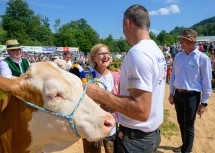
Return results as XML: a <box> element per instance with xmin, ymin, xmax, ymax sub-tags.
<box><xmin>57</xmin><ymin>85</ymin><xmax>215</xmax><ymax>153</ymax></box>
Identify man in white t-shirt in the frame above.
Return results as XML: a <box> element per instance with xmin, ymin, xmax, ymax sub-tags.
<box><xmin>86</xmin><ymin>4</ymin><xmax>166</xmax><ymax>153</ymax></box>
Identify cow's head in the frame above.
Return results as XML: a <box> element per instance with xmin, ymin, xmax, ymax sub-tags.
<box><xmin>0</xmin><ymin>62</ymin><xmax>115</xmax><ymax>148</ymax></box>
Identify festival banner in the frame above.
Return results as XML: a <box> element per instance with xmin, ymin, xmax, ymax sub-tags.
<box><xmin>22</xmin><ymin>46</ymin><xmax>43</xmax><ymax>53</ymax></box>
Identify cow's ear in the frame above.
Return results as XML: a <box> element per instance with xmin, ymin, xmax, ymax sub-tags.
<box><xmin>53</xmin><ymin>59</ymin><xmax>70</xmax><ymax>71</ymax></box>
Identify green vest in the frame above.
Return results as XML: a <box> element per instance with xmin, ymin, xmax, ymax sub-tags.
<box><xmin>3</xmin><ymin>57</ymin><xmax>30</xmax><ymax>77</ymax></box>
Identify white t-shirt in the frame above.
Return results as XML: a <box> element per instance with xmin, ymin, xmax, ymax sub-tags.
<box><xmin>95</xmin><ymin>70</ymin><xmax>114</xmax><ymax>92</ymax></box>
<box><xmin>95</xmin><ymin>70</ymin><xmax>116</xmax><ymax>136</ymax></box>
<box><xmin>118</xmin><ymin>39</ymin><xmax>166</xmax><ymax>132</ymax></box>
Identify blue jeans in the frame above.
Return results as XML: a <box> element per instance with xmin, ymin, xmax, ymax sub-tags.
<box><xmin>114</xmin><ymin>125</ymin><xmax>161</xmax><ymax>153</ymax></box>
<box><xmin>174</xmin><ymin>90</ymin><xmax>201</xmax><ymax>153</ymax></box>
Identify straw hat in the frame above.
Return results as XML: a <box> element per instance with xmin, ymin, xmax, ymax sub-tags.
<box><xmin>6</xmin><ymin>39</ymin><xmax>23</xmax><ymax>51</ymax></box>
<box><xmin>178</xmin><ymin>29</ymin><xmax>197</xmax><ymax>42</ymax></box>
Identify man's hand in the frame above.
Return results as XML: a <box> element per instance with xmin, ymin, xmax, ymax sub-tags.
<box><xmin>84</xmin><ymin>82</ymin><xmax>103</xmax><ymax>104</ymax></box>
<box><xmin>168</xmin><ymin>94</ymin><xmax>174</xmax><ymax>105</ymax></box>
<box><xmin>197</xmin><ymin>104</ymin><xmax>207</xmax><ymax>118</ymax></box>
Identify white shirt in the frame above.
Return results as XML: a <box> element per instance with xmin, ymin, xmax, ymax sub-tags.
<box><xmin>95</xmin><ymin>70</ymin><xmax>114</xmax><ymax>92</ymax></box>
<box><xmin>95</xmin><ymin>70</ymin><xmax>116</xmax><ymax>136</ymax></box>
<box><xmin>118</xmin><ymin>40</ymin><xmax>166</xmax><ymax>132</ymax></box>
<box><xmin>0</xmin><ymin>57</ymin><xmax>4</xmax><ymax>61</ymax></box>
<box><xmin>169</xmin><ymin>49</ymin><xmax>212</xmax><ymax>103</ymax></box>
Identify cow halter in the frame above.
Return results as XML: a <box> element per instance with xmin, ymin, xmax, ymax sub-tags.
<box><xmin>23</xmin><ymin>80</ymin><xmax>107</xmax><ymax>137</ymax></box>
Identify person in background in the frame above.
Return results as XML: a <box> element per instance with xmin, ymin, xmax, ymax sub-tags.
<box><xmin>211</xmin><ymin>53</ymin><xmax>215</xmax><ymax>91</ymax></box>
<box><xmin>198</xmin><ymin>42</ymin><xmax>204</xmax><ymax>52</ymax></box>
<box><xmin>85</xmin><ymin>4</ymin><xmax>166</xmax><ymax>153</ymax></box>
<box><xmin>168</xmin><ymin>29</ymin><xmax>212</xmax><ymax>153</ymax></box>
<box><xmin>166</xmin><ymin>52</ymin><xmax>173</xmax><ymax>84</ymax></box>
<box><xmin>83</xmin><ymin>43</ymin><xmax>120</xmax><ymax>153</ymax></box>
<box><xmin>63</xmin><ymin>52</ymin><xmax>73</xmax><ymax>66</ymax></box>
<box><xmin>0</xmin><ymin>39</ymin><xmax>30</xmax><ymax>78</ymax></box>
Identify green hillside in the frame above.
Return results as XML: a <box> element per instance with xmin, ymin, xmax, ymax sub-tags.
<box><xmin>169</xmin><ymin>16</ymin><xmax>215</xmax><ymax>36</ymax></box>
<box><xmin>191</xmin><ymin>16</ymin><xmax>215</xmax><ymax>36</ymax></box>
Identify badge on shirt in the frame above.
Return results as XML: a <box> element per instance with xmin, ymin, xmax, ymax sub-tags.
<box><xmin>190</xmin><ymin>64</ymin><xmax>195</xmax><ymax>68</ymax></box>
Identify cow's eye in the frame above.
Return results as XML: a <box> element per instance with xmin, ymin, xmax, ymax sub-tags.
<box><xmin>46</xmin><ymin>92</ymin><xmax>63</xmax><ymax>99</ymax></box>
<box><xmin>55</xmin><ymin>93</ymin><xmax>59</xmax><ymax>97</ymax></box>
<box><xmin>55</xmin><ymin>93</ymin><xmax>62</xmax><ymax>98</ymax></box>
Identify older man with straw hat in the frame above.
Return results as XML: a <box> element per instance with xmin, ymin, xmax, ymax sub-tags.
<box><xmin>168</xmin><ymin>29</ymin><xmax>212</xmax><ymax>153</ymax></box>
<box><xmin>0</xmin><ymin>39</ymin><xmax>30</xmax><ymax>78</ymax></box>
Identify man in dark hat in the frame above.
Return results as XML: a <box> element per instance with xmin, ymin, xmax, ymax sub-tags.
<box><xmin>168</xmin><ymin>29</ymin><xmax>212</xmax><ymax>153</ymax></box>
<box><xmin>0</xmin><ymin>39</ymin><xmax>30</xmax><ymax>78</ymax></box>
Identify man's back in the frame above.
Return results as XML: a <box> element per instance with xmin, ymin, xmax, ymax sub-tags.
<box><xmin>118</xmin><ymin>39</ymin><xmax>166</xmax><ymax>132</ymax></box>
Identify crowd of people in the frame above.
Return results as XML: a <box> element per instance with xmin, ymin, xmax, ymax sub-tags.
<box><xmin>160</xmin><ymin>41</ymin><xmax>215</xmax><ymax>90</ymax></box>
<box><xmin>0</xmin><ymin>4</ymin><xmax>214</xmax><ymax>153</ymax></box>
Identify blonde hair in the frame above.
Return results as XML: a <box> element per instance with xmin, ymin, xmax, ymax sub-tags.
<box><xmin>89</xmin><ymin>44</ymin><xmax>109</xmax><ymax>68</ymax></box>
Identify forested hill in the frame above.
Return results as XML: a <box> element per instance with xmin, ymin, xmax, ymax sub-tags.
<box><xmin>192</xmin><ymin>16</ymin><xmax>215</xmax><ymax>27</ymax></box>
<box><xmin>191</xmin><ymin>16</ymin><xmax>215</xmax><ymax>36</ymax></box>
<box><xmin>170</xmin><ymin>16</ymin><xmax>215</xmax><ymax>37</ymax></box>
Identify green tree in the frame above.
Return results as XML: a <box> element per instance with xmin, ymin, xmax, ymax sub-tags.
<box><xmin>0</xmin><ymin>22</ymin><xmax>7</xmax><ymax>44</ymax></box>
<box><xmin>157</xmin><ymin>30</ymin><xmax>175</xmax><ymax>45</ymax></box>
<box><xmin>115</xmin><ymin>37</ymin><xmax>130</xmax><ymax>53</ymax></box>
<box><xmin>149</xmin><ymin>31</ymin><xmax>157</xmax><ymax>43</ymax></box>
<box><xmin>1</xmin><ymin>0</ymin><xmax>34</xmax><ymax>43</ymax></box>
<box><xmin>54</xmin><ymin>26</ymin><xmax>78</xmax><ymax>47</ymax></box>
<box><xmin>28</xmin><ymin>15</ymin><xmax>54</xmax><ymax>46</ymax></box>
<box><xmin>169</xmin><ymin>26</ymin><xmax>186</xmax><ymax>42</ymax></box>
<box><xmin>55</xmin><ymin>18</ymin><xmax>100</xmax><ymax>51</ymax></box>
<box><xmin>1</xmin><ymin>0</ymin><xmax>53</xmax><ymax>46</ymax></box>
<box><xmin>101</xmin><ymin>34</ymin><xmax>115</xmax><ymax>52</ymax></box>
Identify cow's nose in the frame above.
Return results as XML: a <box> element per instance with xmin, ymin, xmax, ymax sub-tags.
<box><xmin>103</xmin><ymin>114</ymin><xmax>115</xmax><ymax>133</ymax></box>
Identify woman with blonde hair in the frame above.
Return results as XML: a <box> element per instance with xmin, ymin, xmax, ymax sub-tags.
<box><xmin>83</xmin><ymin>43</ymin><xmax>120</xmax><ymax>153</ymax></box>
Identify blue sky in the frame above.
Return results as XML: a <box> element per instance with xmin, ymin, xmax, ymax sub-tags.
<box><xmin>0</xmin><ymin>0</ymin><xmax>215</xmax><ymax>39</ymax></box>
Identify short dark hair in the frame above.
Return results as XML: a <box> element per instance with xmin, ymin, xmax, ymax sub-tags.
<box><xmin>63</xmin><ymin>52</ymin><xmax>71</xmax><ymax>56</ymax></box>
<box><xmin>124</xmin><ymin>4</ymin><xmax>150</xmax><ymax>30</ymax></box>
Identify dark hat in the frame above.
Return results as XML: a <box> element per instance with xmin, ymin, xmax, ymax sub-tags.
<box><xmin>178</xmin><ymin>29</ymin><xmax>197</xmax><ymax>42</ymax></box>
<box><xmin>6</xmin><ymin>39</ymin><xmax>23</xmax><ymax>50</ymax></box>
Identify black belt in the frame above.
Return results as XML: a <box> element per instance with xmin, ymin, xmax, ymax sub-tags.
<box><xmin>119</xmin><ymin>125</ymin><xmax>155</xmax><ymax>139</ymax></box>
<box><xmin>175</xmin><ymin>89</ymin><xmax>198</xmax><ymax>93</ymax></box>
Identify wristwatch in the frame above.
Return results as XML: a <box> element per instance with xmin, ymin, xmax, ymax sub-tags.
<box><xmin>201</xmin><ymin>103</ymin><xmax>208</xmax><ymax>107</ymax></box>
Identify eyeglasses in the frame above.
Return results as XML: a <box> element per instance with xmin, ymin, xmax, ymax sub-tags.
<box><xmin>97</xmin><ymin>52</ymin><xmax>110</xmax><ymax>56</ymax></box>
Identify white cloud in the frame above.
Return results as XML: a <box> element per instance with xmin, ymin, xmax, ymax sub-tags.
<box><xmin>149</xmin><ymin>5</ymin><xmax>180</xmax><ymax>16</ymax></box>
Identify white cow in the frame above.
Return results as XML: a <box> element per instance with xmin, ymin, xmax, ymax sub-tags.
<box><xmin>0</xmin><ymin>61</ymin><xmax>115</xmax><ymax>153</ymax></box>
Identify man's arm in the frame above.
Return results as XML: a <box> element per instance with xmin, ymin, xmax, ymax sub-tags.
<box><xmin>86</xmin><ymin>83</ymin><xmax>152</xmax><ymax>122</ymax></box>
<box><xmin>168</xmin><ymin>58</ymin><xmax>176</xmax><ymax>105</ymax></box>
<box><xmin>200</xmin><ymin>57</ymin><xmax>212</xmax><ymax>104</ymax></box>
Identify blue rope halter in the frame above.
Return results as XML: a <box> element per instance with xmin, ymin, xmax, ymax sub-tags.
<box><xmin>23</xmin><ymin>80</ymin><xmax>107</xmax><ymax>137</ymax></box>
